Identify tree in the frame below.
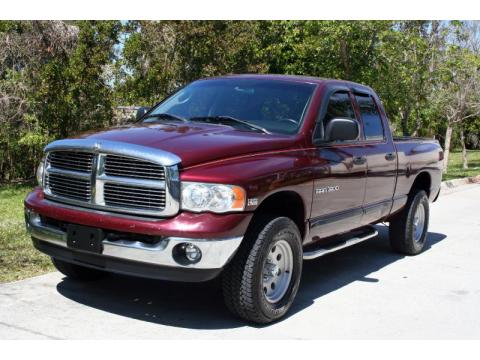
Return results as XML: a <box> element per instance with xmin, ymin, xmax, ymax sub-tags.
<box><xmin>117</xmin><ymin>21</ymin><xmax>265</xmax><ymax>105</ymax></box>
<box><xmin>0</xmin><ymin>20</ymin><xmax>120</xmax><ymax>181</ymax></box>
<box><xmin>33</xmin><ymin>20</ymin><xmax>121</xmax><ymax>138</ymax></box>
<box><xmin>431</xmin><ymin>22</ymin><xmax>480</xmax><ymax>173</ymax></box>
<box><xmin>2</xmin><ymin>20</ymin><xmax>480</xmax><ymax>181</ymax></box>
<box><xmin>372</xmin><ymin>21</ymin><xmax>448</xmax><ymax>137</ymax></box>
<box><xmin>258</xmin><ymin>20</ymin><xmax>391</xmax><ymax>82</ymax></box>
<box><xmin>0</xmin><ymin>21</ymin><xmax>78</xmax><ymax>180</ymax></box>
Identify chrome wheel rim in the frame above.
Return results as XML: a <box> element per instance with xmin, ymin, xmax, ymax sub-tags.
<box><xmin>413</xmin><ymin>203</ymin><xmax>426</xmax><ymax>243</ymax></box>
<box><xmin>262</xmin><ymin>239</ymin><xmax>293</xmax><ymax>303</ymax></box>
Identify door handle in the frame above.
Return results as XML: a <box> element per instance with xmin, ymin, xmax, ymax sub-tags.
<box><xmin>353</xmin><ymin>156</ymin><xmax>367</xmax><ymax>165</ymax></box>
<box><xmin>385</xmin><ymin>152</ymin><xmax>396</xmax><ymax>161</ymax></box>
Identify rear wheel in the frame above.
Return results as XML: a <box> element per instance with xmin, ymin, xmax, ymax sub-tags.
<box><xmin>389</xmin><ymin>190</ymin><xmax>429</xmax><ymax>255</ymax></box>
<box><xmin>51</xmin><ymin>258</ymin><xmax>105</xmax><ymax>281</ymax></box>
<box><xmin>222</xmin><ymin>215</ymin><xmax>303</xmax><ymax>324</ymax></box>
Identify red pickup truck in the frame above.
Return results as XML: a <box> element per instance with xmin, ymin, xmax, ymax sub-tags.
<box><xmin>25</xmin><ymin>74</ymin><xmax>443</xmax><ymax>323</ymax></box>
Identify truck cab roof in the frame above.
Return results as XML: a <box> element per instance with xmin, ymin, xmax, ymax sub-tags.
<box><xmin>199</xmin><ymin>73</ymin><xmax>375</xmax><ymax>94</ymax></box>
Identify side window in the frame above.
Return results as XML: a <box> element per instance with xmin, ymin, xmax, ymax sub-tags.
<box><xmin>324</xmin><ymin>92</ymin><xmax>356</xmax><ymax>122</ymax></box>
<box><xmin>355</xmin><ymin>95</ymin><xmax>384</xmax><ymax>141</ymax></box>
<box><xmin>315</xmin><ymin>91</ymin><xmax>356</xmax><ymax>140</ymax></box>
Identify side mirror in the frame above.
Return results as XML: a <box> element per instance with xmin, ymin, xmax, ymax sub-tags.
<box><xmin>324</xmin><ymin>118</ymin><xmax>359</xmax><ymax>142</ymax></box>
<box><xmin>135</xmin><ymin>106</ymin><xmax>150</xmax><ymax>121</ymax></box>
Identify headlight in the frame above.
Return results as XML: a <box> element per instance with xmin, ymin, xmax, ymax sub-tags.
<box><xmin>181</xmin><ymin>182</ymin><xmax>246</xmax><ymax>213</ymax></box>
<box><xmin>36</xmin><ymin>159</ymin><xmax>45</xmax><ymax>186</ymax></box>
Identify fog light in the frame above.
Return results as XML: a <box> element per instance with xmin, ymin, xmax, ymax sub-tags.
<box><xmin>172</xmin><ymin>242</ymin><xmax>203</xmax><ymax>265</ymax></box>
<box><xmin>185</xmin><ymin>243</ymin><xmax>202</xmax><ymax>262</ymax></box>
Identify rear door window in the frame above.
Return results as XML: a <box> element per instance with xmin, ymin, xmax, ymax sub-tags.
<box><xmin>355</xmin><ymin>95</ymin><xmax>385</xmax><ymax>141</ymax></box>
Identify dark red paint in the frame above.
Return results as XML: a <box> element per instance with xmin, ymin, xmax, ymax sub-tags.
<box><xmin>25</xmin><ymin>188</ymin><xmax>252</xmax><ymax>238</ymax></box>
<box><xmin>24</xmin><ymin>75</ymin><xmax>443</xmax><ymax>246</ymax></box>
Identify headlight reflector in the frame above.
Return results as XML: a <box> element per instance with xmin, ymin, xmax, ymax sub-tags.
<box><xmin>181</xmin><ymin>182</ymin><xmax>246</xmax><ymax>213</ymax></box>
<box><xmin>36</xmin><ymin>159</ymin><xmax>45</xmax><ymax>186</ymax></box>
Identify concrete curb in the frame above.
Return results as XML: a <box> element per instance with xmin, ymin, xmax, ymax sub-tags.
<box><xmin>441</xmin><ymin>175</ymin><xmax>480</xmax><ymax>191</ymax></box>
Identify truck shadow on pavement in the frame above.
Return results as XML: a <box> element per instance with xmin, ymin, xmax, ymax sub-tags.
<box><xmin>56</xmin><ymin>225</ymin><xmax>446</xmax><ymax>330</ymax></box>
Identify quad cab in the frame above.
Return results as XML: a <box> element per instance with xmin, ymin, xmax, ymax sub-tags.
<box><xmin>25</xmin><ymin>75</ymin><xmax>443</xmax><ymax>323</ymax></box>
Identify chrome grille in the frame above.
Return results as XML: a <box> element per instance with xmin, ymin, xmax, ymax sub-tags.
<box><xmin>104</xmin><ymin>183</ymin><xmax>166</xmax><ymax>210</ymax></box>
<box><xmin>42</xmin><ymin>140</ymin><xmax>180</xmax><ymax>217</ymax></box>
<box><xmin>104</xmin><ymin>155</ymin><xmax>165</xmax><ymax>180</ymax></box>
<box><xmin>45</xmin><ymin>173</ymin><xmax>91</xmax><ymax>202</ymax></box>
<box><xmin>47</xmin><ymin>151</ymin><xmax>94</xmax><ymax>173</ymax></box>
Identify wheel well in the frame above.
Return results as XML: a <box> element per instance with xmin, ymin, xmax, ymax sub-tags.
<box><xmin>252</xmin><ymin>191</ymin><xmax>306</xmax><ymax>238</ymax></box>
<box><xmin>411</xmin><ymin>172</ymin><xmax>431</xmax><ymax>197</ymax></box>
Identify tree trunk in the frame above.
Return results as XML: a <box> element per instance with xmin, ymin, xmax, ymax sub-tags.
<box><xmin>400</xmin><ymin>108</ymin><xmax>410</xmax><ymax>136</ymax></box>
<box><xmin>339</xmin><ymin>39</ymin><xmax>350</xmax><ymax>79</ymax></box>
<box><xmin>460</xmin><ymin>126</ymin><xmax>468</xmax><ymax>170</ymax></box>
<box><xmin>412</xmin><ymin>100</ymin><xmax>422</xmax><ymax>136</ymax></box>
<box><xmin>443</xmin><ymin>123</ymin><xmax>453</xmax><ymax>174</ymax></box>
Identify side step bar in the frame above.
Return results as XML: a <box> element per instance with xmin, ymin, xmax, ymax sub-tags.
<box><xmin>303</xmin><ymin>226</ymin><xmax>378</xmax><ymax>260</ymax></box>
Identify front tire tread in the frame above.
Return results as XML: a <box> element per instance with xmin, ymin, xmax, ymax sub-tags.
<box><xmin>222</xmin><ymin>215</ymin><xmax>302</xmax><ymax>324</ymax></box>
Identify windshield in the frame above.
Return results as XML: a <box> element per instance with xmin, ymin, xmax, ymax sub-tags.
<box><xmin>146</xmin><ymin>78</ymin><xmax>316</xmax><ymax>135</ymax></box>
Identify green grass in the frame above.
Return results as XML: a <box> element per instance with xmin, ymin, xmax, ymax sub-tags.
<box><xmin>444</xmin><ymin>150</ymin><xmax>480</xmax><ymax>181</ymax></box>
<box><xmin>0</xmin><ymin>184</ymin><xmax>53</xmax><ymax>283</ymax></box>
<box><xmin>0</xmin><ymin>150</ymin><xmax>478</xmax><ymax>283</ymax></box>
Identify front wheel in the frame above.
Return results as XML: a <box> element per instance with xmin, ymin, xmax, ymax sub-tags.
<box><xmin>389</xmin><ymin>189</ymin><xmax>430</xmax><ymax>255</ymax></box>
<box><xmin>222</xmin><ymin>215</ymin><xmax>303</xmax><ymax>324</ymax></box>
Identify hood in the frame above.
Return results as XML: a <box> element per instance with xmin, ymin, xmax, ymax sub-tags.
<box><xmin>75</xmin><ymin>122</ymin><xmax>298</xmax><ymax>168</ymax></box>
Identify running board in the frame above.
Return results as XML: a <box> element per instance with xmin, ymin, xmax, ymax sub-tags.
<box><xmin>303</xmin><ymin>226</ymin><xmax>378</xmax><ymax>260</ymax></box>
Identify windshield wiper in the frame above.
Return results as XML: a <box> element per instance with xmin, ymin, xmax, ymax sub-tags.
<box><xmin>189</xmin><ymin>116</ymin><xmax>270</xmax><ymax>134</ymax></box>
<box><xmin>143</xmin><ymin>113</ymin><xmax>188</xmax><ymax>123</ymax></box>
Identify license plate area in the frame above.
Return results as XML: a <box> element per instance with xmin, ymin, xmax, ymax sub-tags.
<box><xmin>66</xmin><ymin>224</ymin><xmax>104</xmax><ymax>254</ymax></box>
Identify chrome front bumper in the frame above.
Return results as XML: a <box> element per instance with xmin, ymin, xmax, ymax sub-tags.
<box><xmin>25</xmin><ymin>209</ymin><xmax>243</xmax><ymax>271</ymax></box>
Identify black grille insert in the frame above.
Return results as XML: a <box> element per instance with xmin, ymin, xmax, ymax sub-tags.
<box><xmin>46</xmin><ymin>173</ymin><xmax>91</xmax><ymax>202</ymax></box>
<box><xmin>104</xmin><ymin>155</ymin><xmax>165</xmax><ymax>180</ymax></box>
<box><xmin>47</xmin><ymin>151</ymin><xmax>94</xmax><ymax>173</ymax></box>
<box><xmin>104</xmin><ymin>183</ymin><xmax>166</xmax><ymax>210</ymax></box>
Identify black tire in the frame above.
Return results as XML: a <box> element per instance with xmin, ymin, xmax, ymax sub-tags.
<box><xmin>51</xmin><ymin>258</ymin><xmax>105</xmax><ymax>281</ymax></box>
<box><xmin>222</xmin><ymin>215</ymin><xmax>303</xmax><ymax>324</ymax></box>
<box><xmin>389</xmin><ymin>189</ymin><xmax>430</xmax><ymax>255</ymax></box>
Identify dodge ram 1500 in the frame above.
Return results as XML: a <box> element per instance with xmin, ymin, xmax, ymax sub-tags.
<box><xmin>25</xmin><ymin>74</ymin><xmax>443</xmax><ymax>323</ymax></box>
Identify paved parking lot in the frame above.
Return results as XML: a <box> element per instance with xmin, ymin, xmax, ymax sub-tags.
<box><xmin>1</xmin><ymin>184</ymin><xmax>479</xmax><ymax>339</ymax></box>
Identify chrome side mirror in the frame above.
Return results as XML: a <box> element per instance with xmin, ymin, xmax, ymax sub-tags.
<box><xmin>325</xmin><ymin>118</ymin><xmax>360</xmax><ymax>142</ymax></box>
